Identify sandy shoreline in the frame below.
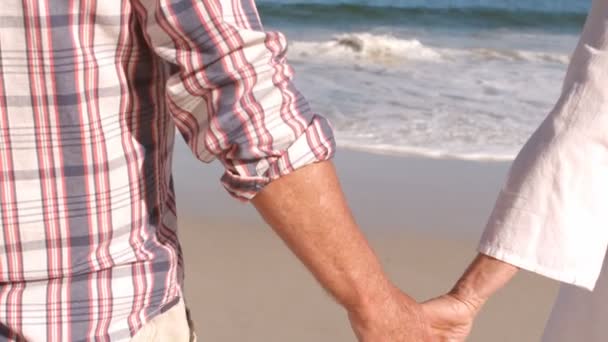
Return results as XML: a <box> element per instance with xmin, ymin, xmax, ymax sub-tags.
<box><xmin>173</xmin><ymin>143</ymin><xmax>559</xmax><ymax>341</ymax></box>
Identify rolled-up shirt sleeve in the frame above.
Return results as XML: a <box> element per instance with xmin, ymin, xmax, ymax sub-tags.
<box><xmin>479</xmin><ymin>0</ymin><xmax>608</xmax><ymax>291</ymax></box>
<box><xmin>133</xmin><ymin>0</ymin><xmax>335</xmax><ymax>200</ymax></box>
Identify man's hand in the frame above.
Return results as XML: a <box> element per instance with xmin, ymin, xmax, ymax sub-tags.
<box><xmin>349</xmin><ymin>286</ymin><xmax>430</xmax><ymax>341</ymax></box>
<box><xmin>251</xmin><ymin>161</ymin><xmax>430</xmax><ymax>341</ymax></box>
<box><xmin>422</xmin><ymin>293</ymin><xmax>479</xmax><ymax>342</ymax></box>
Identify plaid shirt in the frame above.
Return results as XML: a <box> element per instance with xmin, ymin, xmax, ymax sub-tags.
<box><xmin>0</xmin><ymin>0</ymin><xmax>335</xmax><ymax>341</ymax></box>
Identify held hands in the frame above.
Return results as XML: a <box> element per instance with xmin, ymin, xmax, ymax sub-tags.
<box><xmin>346</xmin><ymin>254</ymin><xmax>509</xmax><ymax>341</ymax></box>
<box><xmin>346</xmin><ymin>285</ymin><xmax>482</xmax><ymax>342</ymax></box>
<box><xmin>422</xmin><ymin>291</ymin><xmax>482</xmax><ymax>342</ymax></box>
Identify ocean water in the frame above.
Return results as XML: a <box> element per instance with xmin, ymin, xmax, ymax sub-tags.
<box><xmin>258</xmin><ymin>0</ymin><xmax>589</xmax><ymax>160</ymax></box>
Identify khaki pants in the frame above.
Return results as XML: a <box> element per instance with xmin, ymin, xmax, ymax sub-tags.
<box><xmin>130</xmin><ymin>298</ymin><xmax>197</xmax><ymax>342</ymax></box>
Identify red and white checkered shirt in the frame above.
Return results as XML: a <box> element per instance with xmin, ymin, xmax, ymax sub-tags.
<box><xmin>0</xmin><ymin>0</ymin><xmax>335</xmax><ymax>340</ymax></box>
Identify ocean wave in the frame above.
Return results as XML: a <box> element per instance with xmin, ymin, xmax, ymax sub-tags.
<box><xmin>259</xmin><ymin>3</ymin><xmax>587</xmax><ymax>30</ymax></box>
<box><xmin>337</xmin><ymin>141</ymin><xmax>515</xmax><ymax>162</ymax></box>
<box><xmin>446</xmin><ymin>48</ymin><xmax>571</xmax><ymax>64</ymax></box>
<box><xmin>289</xmin><ymin>33</ymin><xmax>441</xmax><ymax>64</ymax></box>
<box><xmin>260</xmin><ymin>0</ymin><xmax>589</xmax><ymax>14</ymax></box>
<box><xmin>288</xmin><ymin>33</ymin><xmax>570</xmax><ymax>66</ymax></box>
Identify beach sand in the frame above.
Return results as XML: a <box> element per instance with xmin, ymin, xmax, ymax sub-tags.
<box><xmin>173</xmin><ymin>143</ymin><xmax>559</xmax><ymax>341</ymax></box>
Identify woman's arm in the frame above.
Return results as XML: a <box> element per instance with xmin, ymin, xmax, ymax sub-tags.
<box><xmin>422</xmin><ymin>254</ymin><xmax>519</xmax><ymax>341</ymax></box>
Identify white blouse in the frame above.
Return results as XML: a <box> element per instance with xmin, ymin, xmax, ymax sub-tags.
<box><xmin>478</xmin><ymin>0</ymin><xmax>608</xmax><ymax>340</ymax></box>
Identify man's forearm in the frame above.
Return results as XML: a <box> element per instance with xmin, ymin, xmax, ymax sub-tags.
<box><xmin>451</xmin><ymin>253</ymin><xmax>519</xmax><ymax>310</ymax></box>
<box><xmin>251</xmin><ymin>161</ymin><xmax>398</xmax><ymax>314</ymax></box>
